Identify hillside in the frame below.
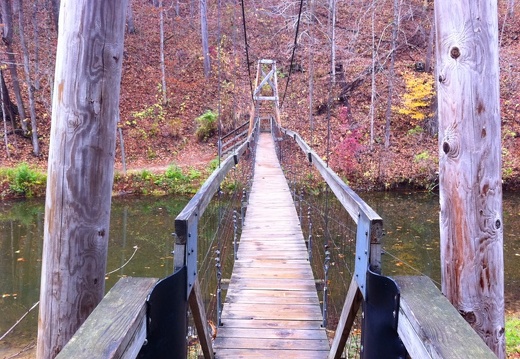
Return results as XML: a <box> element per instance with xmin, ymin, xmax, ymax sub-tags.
<box><xmin>1</xmin><ymin>0</ymin><xmax>520</xmax><ymax>191</ymax></box>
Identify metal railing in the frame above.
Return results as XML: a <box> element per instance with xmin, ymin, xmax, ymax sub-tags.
<box><xmin>217</xmin><ymin>121</ymin><xmax>249</xmax><ymax>158</ymax></box>
<box><xmin>273</xmin><ymin>121</ymin><xmax>396</xmax><ymax>358</ymax></box>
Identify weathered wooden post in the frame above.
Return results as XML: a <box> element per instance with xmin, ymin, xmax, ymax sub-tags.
<box><xmin>435</xmin><ymin>1</ymin><xmax>505</xmax><ymax>357</ymax></box>
<box><xmin>37</xmin><ymin>1</ymin><xmax>127</xmax><ymax>358</ymax></box>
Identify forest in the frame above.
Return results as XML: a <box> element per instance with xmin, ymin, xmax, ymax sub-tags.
<box><xmin>0</xmin><ymin>0</ymin><xmax>519</xmax><ymax>195</ymax></box>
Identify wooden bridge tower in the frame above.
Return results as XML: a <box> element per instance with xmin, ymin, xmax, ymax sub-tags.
<box><xmin>249</xmin><ymin>59</ymin><xmax>282</xmax><ymax>134</ymax></box>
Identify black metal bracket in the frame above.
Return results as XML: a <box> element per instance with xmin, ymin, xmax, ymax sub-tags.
<box><xmin>138</xmin><ymin>266</ymin><xmax>188</xmax><ymax>359</ymax></box>
<box><xmin>361</xmin><ymin>266</ymin><xmax>406</xmax><ymax>359</ymax></box>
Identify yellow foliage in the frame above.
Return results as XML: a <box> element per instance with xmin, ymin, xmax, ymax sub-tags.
<box><xmin>398</xmin><ymin>72</ymin><xmax>434</xmax><ymax>125</ymax></box>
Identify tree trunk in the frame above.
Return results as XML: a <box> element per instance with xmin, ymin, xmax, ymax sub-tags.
<box><xmin>160</xmin><ymin>0</ymin><xmax>167</xmax><ymax>104</ymax></box>
<box><xmin>329</xmin><ymin>0</ymin><xmax>336</xmax><ymax>85</ymax></box>
<box><xmin>33</xmin><ymin>0</ymin><xmax>41</xmax><ymax>90</ymax></box>
<box><xmin>425</xmin><ymin>20</ymin><xmax>434</xmax><ymax>73</ymax></box>
<box><xmin>36</xmin><ymin>1</ymin><xmax>127</xmax><ymax>357</ymax></box>
<box><xmin>385</xmin><ymin>0</ymin><xmax>398</xmax><ymax>149</ymax></box>
<box><xmin>200</xmin><ymin>0</ymin><xmax>210</xmax><ymax>77</ymax></box>
<box><xmin>369</xmin><ymin>0</ymin><xmax>376</xmax><ymax>151</ymax></box>
<box><xmin>309</xmin><ymin>0</ymin><xmax>315</xmax><ymax>146</ymax></box>
<box><xmin>50</xmin><ymin>0</ymin><xmax>59</xmax><ymax>31</ymax></box>
<box><xmin>17</xmin><ymin>0</ymin><xmax>40</xmax><ymax>156</ymax></box>
<box><xmin>1</xmin><ymin>70</ymin><xmax>9</xmax><ymax>158</ymax></box>
<box><xmin>0</xmin><ymin>69</ymin><xmax>17</xmax><ymax>127</ymax></box>
<box><xmin>1</xmin><ymin>0</ymin><xmax>28</xmax><ymax>135</ymax></box>
<box><xmin>126</xmin><ymin>0</ymin><xmax>135</xmax><ymax>34</ymax></box>
<box><xmin>435</xmin><ymin>1</ymin><xmax>505</xmax><ymax>358</ymax></box>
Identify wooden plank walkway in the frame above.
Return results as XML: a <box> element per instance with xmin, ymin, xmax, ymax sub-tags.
<box><xmin>214</xmin><ymin>133</ymin><xmax>330</xmax><ymax>358</ymax></box>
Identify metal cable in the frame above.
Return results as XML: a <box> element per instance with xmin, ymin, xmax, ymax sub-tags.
<box><xmin>240</xmin><ymin>0</ymin><xmax>254</xmax><ymax>102</ymax></box>
<box><xmin>280</xmin><ymin>0</ymin><xmax>305</xmax><ymax>109</ymax></box>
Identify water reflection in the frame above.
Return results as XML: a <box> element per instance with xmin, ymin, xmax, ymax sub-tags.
<box><xmin>0</xmin><ymin>196</ymin><xmax>189</xmax><ymax>356</ymax></box>
<box><xmin>362</xmin><ymin>191</ymin><xmax>520</xmax><ymax>314</ymax></box>
<box><xmin>1</xmin><ymin>191</ymin><xmax>519</xmax><ymax>356</ymax></box>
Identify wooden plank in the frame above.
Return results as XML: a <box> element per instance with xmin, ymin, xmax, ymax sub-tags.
<box><xmin>217</xmin><ymin>327</ymin><xmax>327</xmax><ymax>340</ymax></box>
<box><xmin>394</xmin><ymin>276</ymin><xmax>497</xmax><ymax>359</ymax></box>
<box><xmin>214</xmin><ymin>133</ymin><xmax>329</xmax><ymax>357</ymax></box>
<box><xmin>234</xmin><ymin>259</ymin><xmax>311</xmax><ymax>266</ymax></box>
<box><xmin>328</xmin><ymin>276</ymin><xmax>362</xmax><ymax>359</ymax></box>
<box><xmin>222</xmin><ymin>303</ymin><xmax>324</xmax><ymax>319</ymax></box>
<box><xmin>236</xmin><ymin>253</ymin><xmax>309</xmax><ymax>260</ymax></box>
<box><xmin>214</xmin><ymin>337</ymin><xmax>329</xmax><ymax>350</ymax></box>
<box><xmin>224</xmin><ymin>295</ymin><xmax>318</xmax><ymax>305</ymax></box>
<box><xmin>56</xmin><ymin>277</ymin><xmax>157</xmax><ymax>359</ymax></box>
<box><xmin>219</xmin><ymin>319</ymin><xmax>324</xmax><ymax>330</ymax></box>
<box><xmin>188</xmin><ymin>278</ymin><xmax>214</xmax><ymax>359</ymax></box>
<box><xmin>226</xmin><ymin>279</ymin><xmax>317</xmax><ymax>291</ymax></box>
<box><xmin>225</xmin><ymin>288</ymin><xmax>319</xmax><ymax>298</ymax></box>
<box><xmin>215</xmin><ymin>349</ymin><xmax>329</xmax><ymax>359</ymax></box>
<box><xmin>230</xmin><ymin>268</ymin><xmax>313</xmax><ymax>279</ymax></box>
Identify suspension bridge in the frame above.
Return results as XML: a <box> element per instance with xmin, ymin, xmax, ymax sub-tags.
<box><xmin>55</xmin><ymin>61</ymin><xmax>497</xmax><ymax>359</ymax></box>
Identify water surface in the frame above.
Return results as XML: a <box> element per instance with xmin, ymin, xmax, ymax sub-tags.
<box><xmin>0</xmin><ymin>191</ymin><xmax>518</xmax><ymax>357</ymax></box>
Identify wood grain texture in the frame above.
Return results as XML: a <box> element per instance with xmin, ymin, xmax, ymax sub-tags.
<box><xmin>214</xmin><ymin>133</ymin><xmax>329</xmax><ymax>358</ymax></box>
<box><xmin>37</xmin><ymin>1</ymin><xmax>128</xmax><ymax>358</ymax></box>
<box><xmin>435</xmin><ymin>1</ymin><xmax>505</xmax><ymax>357</ymax></box>
<box><xmin>56</xmin><ymin>277</ymin><xmax>157</xmax><ymax>359</ymax></box>
<box><xmin>394</xmin><ymin>276</ymin><xmax>496</xmax><ymax>359</ymax></box>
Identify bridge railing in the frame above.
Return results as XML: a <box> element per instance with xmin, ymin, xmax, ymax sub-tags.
<box><xmin>273</xmin><ymin>124</ymin><xmax>384</xmax><ymax>358</ymax></box>
<box><xmin>217</xmin><ymin>120</ymin><xmax>249</xmax><ymax>157</ymax></box>
<box><xmin>168</xmin><ymin>118</ymin><xmax>259</xmax><ymax>358</ymax></box>
<box><xmin>56</xmin><ymin>120</ymin><xmax>259</xmax><ymax>359</ymax></box>
<box><xmin>272</xmin><ymin>123</ymin><xmax>497</xmax><ymax>359</ymax></box>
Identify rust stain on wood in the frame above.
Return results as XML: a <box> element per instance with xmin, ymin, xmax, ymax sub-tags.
<box><xmin>58</xmin><ymin>81</ymin><xmax>64</xmax><ymax>104</ymax></box>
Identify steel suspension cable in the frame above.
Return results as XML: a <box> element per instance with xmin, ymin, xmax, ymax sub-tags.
<box><xmin>280</xmin><ymin>0</ymin><xmax>305</xmax><ymax>109</ymax></box>
<box><xmin>240</xmin><ymin>0</ymin><xmax>254</xmax><ymax>102</ymax></box>
<box><xmin>217</xmin><ymin>0</ymin><xmax>222</xmax><ymax>166</ymax></box>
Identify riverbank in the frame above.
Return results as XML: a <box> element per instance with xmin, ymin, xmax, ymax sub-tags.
<box><xmin>3</xmin><ymin>159</ymin><xmax>520</xmax><ymax>201</ymax></box>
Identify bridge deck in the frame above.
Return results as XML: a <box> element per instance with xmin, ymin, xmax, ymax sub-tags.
<box><xmin>214</xmin><ymin>133</ymin><xmax>330</xmax><ymax>358</ymax></box>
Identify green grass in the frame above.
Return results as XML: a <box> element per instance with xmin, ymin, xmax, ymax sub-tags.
<box><xmin>506</xmin><ymin>315</ymin><xmax>520</xmax><ymax>356</ymax></box>
<box><xmin>1</xmin><ymin>163</ymin><xmax>46</xmax><ymax>197</ymax></box>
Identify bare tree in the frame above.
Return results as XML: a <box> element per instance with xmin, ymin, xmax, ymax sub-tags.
<box><xmin>32</xmin><ymin>0</ymin><xmax>41</xmax><ymax>90</ymax></box>
<box><xmin>329</xmin><ymin>0</ymin><xmax>336</xmax><ymax>85</ymax></box>
<box><xmin>16</xmin><ymin>0</ymin><xmax>40</xmax><ymax>155</ymax></box>
<box><xmin>160</xmin><ymin>0</ymin><xmax>167</xmax><ymax>103</ymax></box>
<box><xmin>1</xmin><ymin>70</ymin><xmax>9</xmax><ymax>158</ymax></box>
<box><xmin>425</xmin><ymin>19</ymin><xmax>434</xmax><ymax>72</ymax></box>
<box><xmin>50</xmin><ymin>0</ymin><xmax>59</xmax><ymax>31</ymax></box>
<box><xmin>126</xmin><ymin>0</ymin><xmax>135</xmax><ymax>34</ymax></box>
<box><xmin>369</xmin><ymin>0</ymin><xmax>377</xmax><ymax>150</ymax></box>
<box><xmin>201</xmin><ymin>0</ymin><xmax>210</xmax><ymax>77</ymax></box>
<box><xmin>1</xmin><ymin>0</ymin><xmax>28</xmax><ymax>135</ymax></box>
<box><xmin>309</xmin><ymin>0</ymin><xmax>315</xmax><ymax>147</ymax></box>
<box><xmin>385</xmin><ymin>0</ymin><xmax>399</xmax><ymax>149</ymax></box>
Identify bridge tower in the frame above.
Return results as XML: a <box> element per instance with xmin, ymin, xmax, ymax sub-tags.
<box><xmin>249</xmin><ymin>59</ymin><xmax>281</xmax><ymax>134</ymax></box>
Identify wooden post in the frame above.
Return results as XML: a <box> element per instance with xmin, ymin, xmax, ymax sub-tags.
<box><xmin>37</xmin><ymin>1</ymin><xmax>127</xmax><ymax>358</ymax></box>
<box><xmin>435</xmin><ymin>1</ymin><xmax>505</xmax><ymax>357</ymax></box>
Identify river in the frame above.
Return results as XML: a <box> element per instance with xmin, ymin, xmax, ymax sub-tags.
<box><xmin>0</xmin><ymin>192</ymin><xmax>518</xmax><ymax>357</ymax></box>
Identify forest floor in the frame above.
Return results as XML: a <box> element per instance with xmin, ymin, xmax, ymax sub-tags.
<box><xmin>2</xmin><ymin>1</ymin><xmax>520</xmax><ymax>196</ymax></box>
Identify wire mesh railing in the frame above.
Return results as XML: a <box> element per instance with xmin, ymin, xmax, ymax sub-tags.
<box><xmin>174</xmin><ymin>120</ymin><xmax>258</xmax><ymax>358</ymax></box>
<box><xmin>274</xmin><ymin>122</ymin><xmax>383</xmax><ymax>358</ymax></box>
